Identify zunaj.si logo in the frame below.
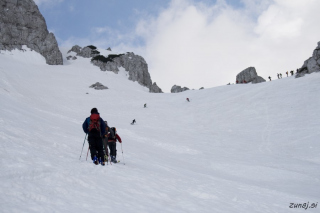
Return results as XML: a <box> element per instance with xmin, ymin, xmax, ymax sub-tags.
<box><xmin>289</xmin><ymin>202</ymin><xmax>318</xmax><ymax>210</ymax></box>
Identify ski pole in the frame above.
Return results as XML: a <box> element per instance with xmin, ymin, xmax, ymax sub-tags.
<box><xmin>121</xmin><ymin>143</ymin><xmax>125</xmax><ymax>165</ymax></box>
<box><xmin>79</xmin><ymin>134</ymin><xmax>87</xmax><ymax>160</ymax></box>
<box><xmin>86</xmin><ymin>147</ymin><xmax>89</xmax><ymax>161</ymax></box>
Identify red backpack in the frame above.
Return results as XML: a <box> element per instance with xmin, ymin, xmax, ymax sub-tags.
<box><xmin>88</xmin><ymin>114</ymin><xmax>101</xmax><ymax>134</ymax></box>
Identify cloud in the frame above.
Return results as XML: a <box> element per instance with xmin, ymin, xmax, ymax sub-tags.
<box><xmin>129</xmin><ymin>0</ymin><xmax>320</xmax><ymax>92</ymax></box>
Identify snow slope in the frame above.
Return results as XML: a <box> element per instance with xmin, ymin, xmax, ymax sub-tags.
<box><xmin>0</xmin><ymin>47</ymin><xmax>319</xmax><ymax>213</ymax></box>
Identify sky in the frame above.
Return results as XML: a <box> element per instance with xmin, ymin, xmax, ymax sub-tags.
<box><xmin>35</xmin><ymin>0</ymin><xmax>320</xmax><ymax>92</ymax></box>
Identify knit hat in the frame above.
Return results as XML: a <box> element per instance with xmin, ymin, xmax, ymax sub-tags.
<box><xmin>91</xmin><ymin>108</ymin><xmax>98</xmax><ymax>114</ymax></box>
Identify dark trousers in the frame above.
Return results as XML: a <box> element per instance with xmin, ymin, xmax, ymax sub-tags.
<box><xmin>88</xmin><ymin>135</ymin><xmax>104</xmax><ymax>161</ymax></box>
<box><xmin>102</xmin><ymin>138</ymin><xmax>109</xmax><ymax>156</ymax></box>
<box><xmin>108</xmin><ymin>142</ymin><xmax>117</xmax><ymax>157</ymax></box>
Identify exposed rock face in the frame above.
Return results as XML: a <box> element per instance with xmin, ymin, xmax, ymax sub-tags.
<box><xmin>67</xmin><ymin>45</ymin><xmax>82</xmax><ymax>54</ymax></box>
<box><xmin>150</xmin><ymin>82</ymin><xmax>163</xmax><ymax>93</ymax></box>
<box><xmin>296</xmin><ymin>41</ymin><xmax>320</xmax><ymax>77</ymax></box>
<box><xmin>66</xmin><ymin>55</ymin><xmax>77</xmax><ymax>60</ymax></box>
<box><xmin>236</xmin><ymin>67</ymin><xmax>265</xmax><ymax>84</ymax></box>
<box><xmin>90</xmin><ymin>51</ymin><xmax>162</xmax><ymax>93</ymax></box>
<box><xmin>77</xmin><ymin>46</ymin><xmax>100</xmax><ymax>58</ymax></box>
<box><xmin>171</xmin><ymin>85</ymin><xmax>189</xmax><ymax>93</ymax></box>
<box><xmin>89</xmin><ymin>82</ymin><xmax>108</xmax><ymax>90</ymax></box>
<box><xmin>0</xmin><ymin>0</ymin><xmax>63</xmax><ymax>65</ymax></box>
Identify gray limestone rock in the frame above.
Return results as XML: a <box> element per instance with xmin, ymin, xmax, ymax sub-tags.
<box><xmin>150</xmin><ymin>82</ymin><xmax>163</xmax><ymax>93</ymax></box>
<box><xmin>296</xmin><ymin>41</ymin><xmax>320</xmax><ymax>78</ymax></box>
<box><xmin>251</xmin><ymin>76</ymin><xmax>266</xmax><ymax>84</ymax></box>
<box><xmin>91</xmin><ymin>52</ymin><xmax>162</xmax><ymax>93</ymax></box>
<box><xmin>67</xmin><ymin>45</ymin><xmax>82</xmax><ymax>54</ymax></box>
<box><xmin>107</xmin><ymin>47</ymin><xmax>111</xmax><ymax>51</ymax></box>
<box><xmin>199</xmin><ymin>87</ymin><xmax>204</xmax><ymax>90</ymax></box>
<box><xmin>0</xmin><ymin>0</ymin><xmax>63</xmax><ymax>65</ymax></box>
<box><xmin>236</xmin><ymin>67</ymin><xmax>265</xmax><ymax>84</ymax></box>
<box><xmin>171</xmin><ymin>85</ymin><xmax>189</xmax><ymax>93</ymax></box>
<box><xmin>89</xmin><ymin>82</ymin><xmax>108</xmax><ymax>90</ymax></box>
<box><xmin>77</xmin><ymin>46</ymin><xmax>100</xmax><ymax>58</ymax></box>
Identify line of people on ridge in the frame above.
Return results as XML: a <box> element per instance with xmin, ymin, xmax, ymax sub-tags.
<box><xmin>82</xmin><ymin>108</ymin><xmax>122</xmax><ymax>166</ymax></box>
<box><xmin>236</xmin><ymin>69</ymin><xmax>299</xmax><ymax>84</ymax></box>
<box><xmin>268</xmin><ymin>69</ymin><xmax>296</xmax><ymax>81</ymax></box>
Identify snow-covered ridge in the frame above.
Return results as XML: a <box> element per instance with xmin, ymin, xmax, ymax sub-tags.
<box><xmin>0</xmin><ymin>49</ymin><xmax>319</xmax><ymax>212</ymax></box>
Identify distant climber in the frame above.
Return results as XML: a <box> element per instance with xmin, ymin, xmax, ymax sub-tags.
<box><xmin>268</xmin><ymin>76</ymin><xmax>271</xmax><ymax>81</ymax></box>
<box><xmin>144</xmin><ymin>103</ymin><xmax>147</xmax><ymax>108</ymax></box>
<box><xmin>280</xmin><ymin>73</ymin><xmax>282</xmax><ymax>78</ymax></box>
<box><xmin>131</xmin><ymin>119</ymin><xmax>136</xmax><ymax>125</ymax></box>
<box><xmin>186</xmin><ymin>98</ymin><xmax>190</xmax><ymax>102</ymax></box>
<box><xmin>286</xmin><ymin>71</ymin><xmax>288</xmax><ymax>77</ymax></box>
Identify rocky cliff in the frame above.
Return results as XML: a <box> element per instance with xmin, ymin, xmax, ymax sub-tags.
<box><xmin>0</xmin><ymin>0</ymin><xmax>63</xmax><ymax>65</ymax></box>
<box><xmin>236</xmin><ymin>67</ymin><xmax>265</xmax><ymax>84</ymax></box>
<box><xmin>68</xmin><ymin>45</ymin><xmax>163</xmax><ymax>93</ymax></box>
<box><xmin>171</xmin><ymin>85</ymin><xmax>189</xmax><ymax>93</ymax></box>
<box><xmin>296</xmin><ymin>41</ymin><xmax>320</xmax><ymax>77</ymax></box>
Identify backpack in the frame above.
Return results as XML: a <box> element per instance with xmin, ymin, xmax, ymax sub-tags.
<box><xmin>109</xmin><ymin>127</ymin><xmax>116</xmax><ymax>140</ymax></box>
<box><xmin>88</xmin><ymin>114</ymin><xmax>101</xmax><ymax>135</ymax></box>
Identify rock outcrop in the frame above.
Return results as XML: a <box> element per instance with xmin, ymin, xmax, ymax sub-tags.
<box><xmin>89</xmin><ymin>82</ymin><xmax>108</xmax><ymax>90</ymax></box>
<box><xmin>0</xmin><ymin>0</ymin><xmax>63</xmax><ymax>65</ymax></box>
<box><xmin>236</xmin><ymin>67</ymin><xmax>265</xmax><ymax>84</ymax></box>
<box><xmin>150</xmin><ymin>82</ymin><xmax>163</xmax><ymax>93</ymax></box>
<box><xmin>90</xmin><ymin>51</ymin><xmax>162</xmax><ymax>93</ymax></box>
<box><xmin>78</xmin><ymin>46</ymin><xmax>100</xmax><ymax>58</ymax></box>
<box><xmin>171</xmin><ymin>85</ymin><xmax>189</xmax><ymax>93</ymax></box>
<box><xmin>67</xmin><ymin>45</ymin><xmax>82</xmax><ymax>54</ymax></box>
<box><xmin>296</xmin><ymin>41</ymin><xmax>320</xmax><ymax>77</ymax></box>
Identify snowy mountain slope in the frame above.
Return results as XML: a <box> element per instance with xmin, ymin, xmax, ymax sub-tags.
<box><xmin>0</xmin><ymin>48</ymin><xmax>319</xmax><ymax>213</ymax></box>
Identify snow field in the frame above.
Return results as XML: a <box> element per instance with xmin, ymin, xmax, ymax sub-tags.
<box><xmin>0</xmin><ymin>48</ymin><xmax>319</xmax><ymax>213</ymax></box>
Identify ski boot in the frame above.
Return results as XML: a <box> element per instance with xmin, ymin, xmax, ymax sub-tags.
<box><xmin>111</xmin><ymin>156</ymin><xmax>118</xmax><ymax>163</ymax></box>
<box><xmin>93</xmin><ymin>155</ymin><xmax>98</xmax><ymax>165</ymax></box>
<box><xmin>99</xmin><ymin>157</ymin><xmax>105</xmax><ymax>166</ymax></box>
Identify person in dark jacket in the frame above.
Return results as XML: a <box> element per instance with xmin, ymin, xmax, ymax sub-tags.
<box><xmin>131</xmin><ymin>119</ymin><xmax>136</xmax><ymax>125</ymax></box>
<box><xmin>82</xmin><ymin>108</ymin><xmax>106</xmax><ymax>165</ymax></box>
<box><xmin>104</xmin><ymin>127</ymin><xmax>122</xmax><ymax>163</ymax></box>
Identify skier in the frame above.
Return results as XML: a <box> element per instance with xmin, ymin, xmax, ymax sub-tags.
<box><xmin>131</xmin><ymin>119</ymin><xmax>136</xmax><ymax>125</ymax></box>
<box><xmin>104</xmin><ymin>127</ymin><xmax>122</xmax><ymax>163</ymax></box>
<box><xmin>277</xmin><ymin>73</ymin><xmax>280</xmax><ymax>79</ymax></box>
<box><xmin>268</xmin><ymin>76</ymin><xmax>271</xmax><ymax>81</ymax></box>
<box><xmin>102</xmin><ymin>121</ymin><xmax>111</xmax><ymax>163</ymax></box>
<box><xmin>290</xmin><ymin>70</ymin><xmax>294</xmax><ymax>76</ymax></box>
<box><xmin>280</xmin><ymin>73</ymin><xmax>282</xmax><ymax>78</ymax></box>
<box><xmin>286</xmin><ymin>71</ymin><xmax>288</xmax><ymax>77</ymax></box>
<box><xmin>82</xmin><ymin>108</ymin><xmax>106</xmax><ymax>166</ymax></box>
<box><xmin>144</xmin><ymin>103</ymin><xmax>147</xmax><ymax>108</ymax></box>
<box><xmin>186</xmin><ymin>98</ymin><xmax>190</xmax><ymax>102</ymax></box>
